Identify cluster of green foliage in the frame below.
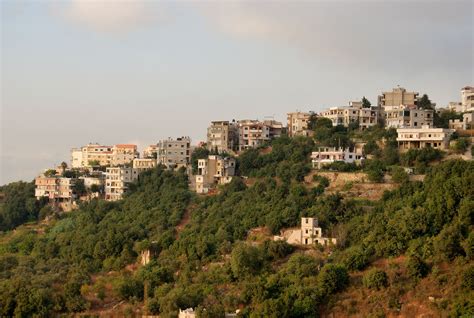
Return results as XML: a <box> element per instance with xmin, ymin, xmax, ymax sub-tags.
<box><xmin>0</xmin><ymin>181</ymin><xmax>47</xmax><ymax>231</ymax></box>
<box><xmin>363</xmin><ymin>268</ymin><xmax>388</xmax><ymax>290</ymax></box>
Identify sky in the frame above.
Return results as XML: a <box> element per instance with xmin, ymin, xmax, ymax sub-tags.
<box><xmin>1</xmin><ymin>0</ymin><xmax>473</xmax><ymax>184</ymax></box>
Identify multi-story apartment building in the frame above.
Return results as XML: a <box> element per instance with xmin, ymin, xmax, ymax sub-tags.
<box><xmin>287</xmin><ymin>112</ymin><xmax>312</xmax><ymax>137</ymax></box>
<box><xmin>35</xmin><ymin>176</ymin><xmax>76</xmax><ymax>202</ymax></box>
<box><xmin>132</xmin><ymin>158</ymin><xmax>157</xmax><ymax>172</ymax></box>
<box><xmin>396</xmin><ymin>125</ymin><xmax>454</xmax><ymax>151</ymax></box>
<box><xmin>461</xmin><ymin>86</ymin><xmax>474</xmax><ymax>112</ymax></box>
<box><xmin>157</xmin><ymin>137</ymin><xmax>191</xmax><ymax>168</ymax></box>
<box><xmin>311</xmin><ymin>147</ymin><xmax>364</xmax><ymax>169</ymax></box>
<box><xmin>104</xmin><ymin>167</ymin><xmax>139</xmax><ymax>201</ymax></box>
<box><xmin>383</xmin><ymin>104</ymin><xmax>434</xmax><ymax>129</ymax></box>
<box><xmin>237</xmin><ymin>119</ymin><xmax>283</xmax><ymax>150</ymax></box>
<box><xmin>111</xmin><ymin>144</ymin><xmax>139</xmax><ymax>166</ymax></box>
<box><xmin>195</xmin><ymin>155</ymin><xmax>236</xmax><ymax>193</ymax></box>
<box><xmin>319</xmin><ymin>104</ymin><xmax>379</xmax><ymax>129</ymax></box>
<box><xmin>378</xmin><ymin>87</ymin><xmax>419</xmax><ymax>107</ymax></box>
<box><xmin>143</xmin><ymin>144</ymin><xmax>158</xmax><ymax>159</ymax></box>
<box><xmin>206</xmin><ymin>121</ymin><xmax>239</xmax><ymax>153</ymax></box>
<box><xmin>449</xmin><ymin>112</ymin><xmax>474</xmax><ymax>130</ymax></box>
<box><xmin>70</xmin><ymin>143</ymin><xmax>138</xmax><ymax>168</ymax></box>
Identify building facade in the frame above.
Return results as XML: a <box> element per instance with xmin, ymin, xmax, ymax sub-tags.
<box><xmin>237</xmin><ymin>119</ymin><xmax>283</xmax><ymax>150</ymax></box>
<box><xmin>383</xmin><ymin>105</ymin><xmax>434</xmax><ymax>129</ymax></box>
<box><xmin>157</xmin><ymin>137</ymin><xmax>191</xmax><ymax>168</ymax></box>
<box><xmin>287</xmin><ymin>111</ymin><xmax>312</xmax><ymax>137</ymax></box>
<box><xmin>461</xmin><ymin>86</ymin><xmax>474</xmax><ymax>112</ymax></box>
<box><xmin>143</xmin><ymin>144</ymin><xmax>158</xmax><ymax>159</ymax></box>
<box><xmin>311</xmin><ymin>147</ymin><xmax>363</xmax><ymax>169</ymax></box>
<box><xmin>206</xmin><ymin>121</ymin><xmax>238</xmax><ymax>153</ymax></box>
<box><xmin>70</xmin><ymin>143</ymin><xmax>138</xmax><ymax>168</ymax></box>
<box><xmin>378</xmin><ymin>87</ymin><xmax>419</xmax><ymax>107</ymax></box>
<box><xmin>319</xmin><ymin>104</ymin><xmax>379</xmax><ymax>129</ymax></box>
<box><xmin>274</xmin><ymin>217</ymin><xmax>337</xmax><ymax>246</ymax></box>
<box><xmin>104</xmin><ymin>167</ymin><xmax>139</xmax><ymax>201</ymax></box>
<box><xmin>35</xmin><ymin>176</ymin><xmax>76</xmax><ymax>202</ymax></box>
<box><xmin>195</xmin><ymin>155</ymin><xmax>236</xmax><ymax>193</ymax></box>
<box><xmin>132</xmin><ymin>158</ymin><xmax>157</xmax><ymax>172</ymax></box>
<box><xmin>396</xmin><ymin>125</ymin><xmax>454</xmax><ymax>151</ymax></box>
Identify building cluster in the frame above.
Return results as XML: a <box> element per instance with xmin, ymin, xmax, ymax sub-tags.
<box><xmin>34</xmin><ymin>86</ymin><xmax>473</xmax><ymax>205</ymax></box>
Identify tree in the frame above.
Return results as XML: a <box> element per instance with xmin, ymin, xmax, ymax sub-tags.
<box><xmin>406</xmin><ymin>256</ymin><xmax>429</xmax><ymax>279</ymax></box>
<box><xmin>362</xmin><ymin>96</ymin><xmax>371</xmax><ymax>108</ymax></box>
<box><xmin>452</xmin><ymin>138</ymin><xmax>470</xmax><ymax>154</ymax></box>
<box><xmin>44</xmin><ymin>169</ymin><xmax>57</xmax><ymax>177</ymax></box>
<box><xmin>418</xmin><ymin>94</ymin><xmax>434</xmax><ymax>110</ymax></box>
<box><xmin>363</xmin><ymin>269</ymin><xmax>388</xmax><ymax>290</ymax></box>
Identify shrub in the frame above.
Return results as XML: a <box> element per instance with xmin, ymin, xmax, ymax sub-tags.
<box><xmin>363</xmin><ymin>269</ymin><xmax>388</xmax><ymax>290</ymax></box>
<box><xmin>451</xmin><ymin>138</ymin><xmax>470</xmax><ymax>154</ymax></box>
<box><xmin>461</xmin><ymin>265</ymin><xmax>474</xmax><ymax>290</ymax></box>
<box><xmin>317</xmin><ymin>264</ymin><xmax>349</xmax><ymax>295</ymax></box>
<box><xmin>390</xmin><ymin>166</ymin><xmax>409</xmax><ymax>183</ymax></box>
<box><xmin>406</xmin><ymin>256</ymin><xmax>429</xmax><ymax>279</ymax></box>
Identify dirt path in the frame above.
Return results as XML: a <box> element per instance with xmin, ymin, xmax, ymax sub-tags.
<box><xmin>175</xmin><ymin>204</ymin><xmax>195</xmax><ymax>238</ymax></box>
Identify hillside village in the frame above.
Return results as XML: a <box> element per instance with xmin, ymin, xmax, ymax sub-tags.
<box><xmin>34</xmin><ymin>86</ymin><xmax>473</xmax><ymax>206</ymax></box>
<box><xmin>1</xmin><ymin>85</ymin><xmax>473</xmax><ymax>317</ymax></box>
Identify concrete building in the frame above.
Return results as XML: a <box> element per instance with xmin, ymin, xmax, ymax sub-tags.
<box><xmin>378</xmin><ymin>87</ymin><xmax>419</xmax><ymax>107</ymax></box>
<box><xmin>311</xmin><ymin>147</ymin><xmax>363</xmax><ymax>169</ymax></box>
<box><xmin>195</xmin><ymin>155</ymin><xmax>236</xmax><ymax>193</ymax></box>
<box><xmin>396</xmin><ymin>125</ymin><xmax>454</xmax><ymax>151</ymax></box>
<box><xmin>157</xmin><ymin>137</ymin><xmax>191</xmax><ymax>168</ymax></box>
<box><xmin>143</xmin><ymin>144</ymin><xmax>158</xmax><ymax>159</ymax></box>
<box><xmin>319</xmin><ymin>104</ymin><xmax>379</xmax><ymax>129</ymax></box>
<box><xmin>206</xmin><ymin>121</ymin><xmax>238</xmax><ymax>153</ymax></box>
<box><xmin>132</xmin><ymin>158</ymin><xmax>157</xmax><ymax>172</ymax></box>
<box><xmin>104</xmin><ymin>167</ymin><xmax>139</xmax><ymax>201</ymax></box>
<box><xmin>35</xmin><ymin>176</ymin><xmax>76</xmax><ymax>202</ymax></box>
<box><xmin>179</xmin><ymin>308</ymin><xmax>196</xmax><ymax>318</ymax></box>
<box><xmin>383</xmin><ymin>104</ymin><xmax>434</xmax><ymax>129</ymax></box>
<box><xmin>237</xmin><ymin>119</ymin><xmax>283</xmax><ymax>150</ymax></box>
<box><xmin>70</xmin><ymin>143</ymin><xmax>138</xmax><ymax>168</ymax></box>
<box><xmin>449</xmin><ymin>112</ymin><xmax>474</xmax><ymax>130</ymax></box>
<box><xmin>274</xmin><ymin>217</ymin><xmax>337</xmax><ymax>246</ymax></box>
<box><xmin>447</xmin><ymin>102</ymin><xmax>463</xmax><ymax>113</ymax></box>
<box><xmin>461</xmin><ymin>86</ymin><xmax>474</xmax><ymax>112</ymax></box>
<box><xmin>287</xmin><ymin>111</ymin><xmax>312</xmax><ymax>137</ymax></box>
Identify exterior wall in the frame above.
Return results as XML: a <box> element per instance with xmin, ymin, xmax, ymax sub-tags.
<box><xmin>461</xmin><ymin>86</ymin><xmax>474</xmax><ymax>112</ymax></box>
<box><xmin>448</xmin><ymin>102</ymin><xmax>463</xmax><ymax>113</ymax></box>
<box><xmin>383</xmin><ymin>105</ymin><xmax>434</xmax><ymax>129</ymax></box>
<box><xmin>287</xmin><ymin>112</ymin><xmax>312</xmax><ymax>137</ymax></box>
<box><xmin>449</xmin><ymin>112</ymin><xmax>474</xmax><ymax>130</ymax></box>
<box><xmin>143</xmin><ymin>145</ymin><xmax>158</xmax><ymax>159</ymax></box>
<box><xmin>311</xmin><ymin>147</ymin><xmax>363</xmax><ymax>169</ymax></box>
<box><xmin>275</xmin><ymin>217</ymin><xmax>336</xmax><ymax>246</ymax></box>
<box><xmin>70</xmin><ymin>143</ymin><xmax>138</xmax><ymax>168</ymax></box>
<box><xmin>105</xmin><ymin>167</ymin><xmax>139</xmax><ymax>201</ymax></box>
<box><xmin>157</xmin><ymin>137</ymin><xmax>191</xmax><ymax>168</ymax></box>
<box><xmin>378</xmin><ymin>87</ymin><xmax>419</xmax><ymax>107</ymax></box>
<box><xmin>319</xmin><ymin>105</ymin><xmax>379</xmax><ymax>129</ymax></box>
<box><xmin>35</xmin><ymin>177</ymin><xmax>76</xmax><ymax>201</ymax></box>
<box><xmin>396</xmin><ymin>126</ymin><xmax>454</xmax><ymax>151</ymax></box>
<box><xmin>132</xmin><ymin>158</ymin><xmax>157</xmax><ymax>172</ymax></box>
<box><xmin>179</xmin><ymin>309</ymin><xmax>196</xmax><ymax>318</ymax></box>
<box><xmin>207</xmin><ymin>121</ymin><xmax>238</xmax><ymax>153</ymax></box>
<box><xmin>195</xmin><ymin>155</ymin><xmax>236</xmax><ymax>193</ymax></box>
<box><xmin>264</xmin><ymin>119</ymin><xmax>283</xmax><ymax>139</ymax></box>
<box><xmin>111</xmin><ymin>144</ymin><xmax>139</xmax><ymax>166</ymax></box>
<box><xmin>71</xmin><ymin>148</ymin><xmax>83</xmax><ymax>168</ymax></box>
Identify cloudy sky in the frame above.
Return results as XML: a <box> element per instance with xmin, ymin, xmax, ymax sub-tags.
<box><xmin>1</xmin><ymin>0</ymin><xmax>473</xmax><ymax>184</ymax></box>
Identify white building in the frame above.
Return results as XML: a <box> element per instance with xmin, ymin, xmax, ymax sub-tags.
<box><xmin>383</xmin><ymin>104</ymin><xmax>434</xmax><ymax>129</ymax></box>
<box><xmin>319</xmin><ymin>103</ymin><xmax>379</xmax><ymax>129</ymax></box>
<box><xmin>35</xmin><ymin>176</ymin><xmax>76</xmax><ymax>202</ymax></box>
<box><xmin>195</xmin><ymin>155</ymin><xmax>236</xmax><ymax>193</ymax></box>
<box><xmin>157</xmin><ymin>137</ymin><xmax>191</xmax><ymax>168</ymax></box>
<box><xmin>105</xmin><ymin>167</ymin><xmax>139</xmax><ymax>201</ymax></box>
<box><xmin>461</xmin><ymin>86</ymin><xmax>474</xmax><ymax>112</ymax></box>
<box><xmin>70</xmin><ymin>143</ymin><xmax>138</xmax><ymax>168</ymax></box>
<box><xmin>274</xmin><ymin>217</ymin><xmax>337</xmax><ymax>246</ymax></box>
<box><xmin>396</xmin><ymin>125</ymin><xmax>454</xmax><ymax>151</ymax></box>
<box><xmin>311</xmin><ymin>147</ymin><xmax>363</xmax><ymax>169</ymax></box>
<box><xmin>449</xmin><ymin>112</ymin><xmax>474</xmax><ymax>130</ymax></box>
<box><xmin>179</xmin><ymin>308</ymin><xmax>196</xmax><ymax>318</ymax></box>
<box><xmin>287</xmin><ymin>111</ymin><xmax>312</xmax><ymax>137</ymax></box>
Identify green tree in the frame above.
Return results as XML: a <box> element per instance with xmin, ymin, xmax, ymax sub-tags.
<box><xmin>363</xmin><ymin>269</ymin><xmax>388</xmax><ymax>290</ymax></box>
<box><xmin>362</xmin><ymin>96</ymin><xmax>371</xmax><ymax>108</ymax></box>
<box><xmin>418</xmin><ymin>94</ymin><xmax>434</xmax><ymax>110</ymax></box>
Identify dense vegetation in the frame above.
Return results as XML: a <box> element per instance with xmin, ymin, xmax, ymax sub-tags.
<box><xmin>0</xmin><ymin>131</ymin><xmax>472</xmax><ymax>316</ymax></box>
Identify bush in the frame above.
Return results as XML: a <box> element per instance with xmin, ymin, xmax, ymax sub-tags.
<box><xmin>451</xmin><ymin>138</ymin><xmax>470</xmax><ymax>154</ymax></box>
<box><xmin>406</xmin><ymin>256</ymin><xmax>429</xmax><ymax>279</ymax></box>
<box><xmin>363</xmin><ymin>269</ymin><xmax>388</xmax><ymax>290</ymax></box>
<box><xmin>390</xmin><ymin>166</ymin><xmax>409</xmax><ymax>183</ymax></box>
<box><xmin>343</xmin><ymin>246</ymin><xmax>370</xmax><ymax>271</ymax></box>
<box><xmin>461</xmin><ymin>265</ymin><xmax>474</xmax><ymax>290</ymax></box>
<box><xmin>312</xmin><ymin>175</ymin><xmax>330</xmax><ymax>188</ymax></box>
<box><xmin>317</xmin><ymin>264</ymin><xmax>349</xmax><ymax>295</ymax></box>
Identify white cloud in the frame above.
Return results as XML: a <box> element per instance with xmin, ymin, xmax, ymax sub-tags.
<box><xmin>57</xmin><ymin>0</ymin><xmax>163</xmax><ymax>33</ymax></box>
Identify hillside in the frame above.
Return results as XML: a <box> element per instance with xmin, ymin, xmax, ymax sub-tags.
<box><xmin>0</xmin><ymin>136</ymin><xmax>473</xmax><ymax>317</ymax></box>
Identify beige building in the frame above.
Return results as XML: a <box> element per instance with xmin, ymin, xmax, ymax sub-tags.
<box><xmin>157</xmin><ymin>136</ymin><xmax>191</xmax><ymax>168</ymax></box>
<box><xmin>287</xmin><ymin>112</ymin><xmax>312</xmax><ymax>137</ymax></box>
<box><xmin>179</xmin><ymin>308</ymin><xmax>196</xmax><ymax>318</ymax></box>
<box><xmin>274</xmin><ymin>217</ymin><xmax>337</xmax><ymax>246</ymax></box>
<box><xmin>319</xmin><ymin>104</ymin><xmax>379</xmax><ymax>129</ymax></box>
<box><xmin>35</xmin><ymin>176</ymin><xmax>76</xmax><ymax>202</ymax></box>
<box><xmin>105</xmin><ymin>167</ymin><xmax>139</xmax><ymax>201</ymax></box>
<box><xmin>311</xmin><ymin>147</ymin><xmax>363</xmax><ymax>169</ymax></box>
<box><xmin>449</xmin><ymin>112</ymin><xmax>474</xmax><ymax>130</ymax></box>
<box><xmin>237</xmin><ymin>119</ymin><xmax>283</xmax><ymax>150</ymax></box>
<box><xmin>132</xmin><ymin>158</ymin><xmax>157</xmax><ymax>172</ymax></box>
<box><xmin>195</xmin><ymin>155</ymin><xmax>236</xmax><ymax>193</ymax></box>
<box><xmin>461</xmin><ymin>86</ymin><xmax>474</xmax><ymax>112</ymax></box>
<box><xmin>378</xmin><ymin>87</ymin><xmax>419</xmax><ymax>107</ymax></box>
<box><xmin>383</xmin><ymin>104</ymin><xmax>434</xmax><ymax>129</ymax></box>
<box><xmin>70</xmin><ymin>143</ymin><xmax>138</xmax><ymax>168</ymax></box>
<box><xmin>396</xmin><ymin>125</ymin><xmax>454</xmax><ymax>151</ymax></box>
<box><xmin>206</xmin><ymin>121</ymin><xmax>238</xmax><ymax>153</ymax></box>
<box><xmin>143</xmin><ymin>144</ymin><xmax>158</xmax><ymax>159</ymax></box>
